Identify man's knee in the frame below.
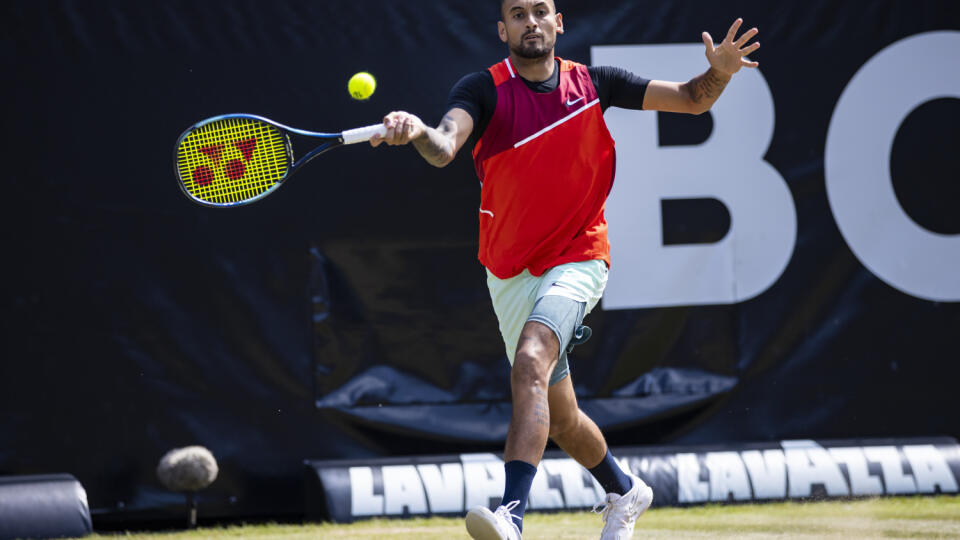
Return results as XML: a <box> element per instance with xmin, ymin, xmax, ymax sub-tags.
<box><xmin>512</xmin><ymin>323</ymin><xmax>559</xmax><ymax>386</ymax></box>
<box><xmin>512</xmin><ymin>348</ymin><xmax>555</xmax><ymax>388</ymax></box>
<box><xmin>516</xmin><ymin>320</ymin><xmax>559</xmax><ymax>360</ymax></box>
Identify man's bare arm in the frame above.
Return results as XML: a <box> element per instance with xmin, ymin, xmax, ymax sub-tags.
<box><xmin>412</xmin><ymin>113</ymin><xmax>462</xmax><ymax>167</ymax></box>
<box><xmin>684</xmin><ymin>67</ymin><xmax>733</xmax><ymax>112</ymax></box>
<box><xmin>371</xmin><ymin>108</ymin><xmax>474</xmax><ymax>168</ymax></box>
<box><xmin>640</xmin><ymin>18</ymin><xmax>759</xmax><ymax>115</ymax></box>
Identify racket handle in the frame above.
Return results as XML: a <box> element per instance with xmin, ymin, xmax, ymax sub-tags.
<box><xmin>342</xmin><ymin>124</ymin><xmax>387</xmax><ymax>145</ymax></box>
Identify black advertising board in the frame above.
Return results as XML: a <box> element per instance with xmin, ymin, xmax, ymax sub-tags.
<box><xmin>305</xmin><ymin>438</ymin><xmax>960</xmax><ymax>522</ymax></box>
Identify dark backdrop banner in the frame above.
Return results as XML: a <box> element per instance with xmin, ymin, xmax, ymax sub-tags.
<box><xmin>2</xmin><ymin>0</ymin><xmax>958</xmax><ymax>525</ymax></box>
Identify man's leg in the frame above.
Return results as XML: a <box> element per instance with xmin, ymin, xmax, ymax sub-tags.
<box><xmin>547</xmin><ymin>375</ymin><xmax>633</xmax><ymax>494</ymax></box>
<box><xmin>546</xmin><ymin>375</ymin><xmax>605</xmax><ymax>467</ymax></box>
<box><xmin>548</xmin><ymin>375</ymin><xmax>653</xmax><ymax>539</ymax></box>
<box><xmin>504</xmin><ymin>320</ymin><xmax>559</xmax><ymax>464</ymax></box>
<box><xmin>466</xmin><ymin>320</ymin><xmax>558</xmax><ymax>540</ymax></box>
<box><xmin>499</xmin><ymin>321</ymin><xmax>559</xmax><ymax>532</ymax></box>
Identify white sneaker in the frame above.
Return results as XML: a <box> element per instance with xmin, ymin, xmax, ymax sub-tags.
<box><xmin>593</xmin><ymin>474</ymin><xmax>654</xmax><ymax>540</ymax></box>
<box><xmin>465</xmin><ymin>500</ymin><xmax>522</xmax><ymax>540</ymax></box>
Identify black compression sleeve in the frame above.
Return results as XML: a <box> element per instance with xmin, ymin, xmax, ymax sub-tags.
<box><xmin>445</xmin><ymin>71</ymin><xmax>496</xmax><ymax>143</ymax></box>
<box><xmin>589</xmin><ymin>65</ymin><xmax>650</xmax><ymax>112</ymax></box>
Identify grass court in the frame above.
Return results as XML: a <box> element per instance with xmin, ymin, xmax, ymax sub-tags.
<box><xmin>85</xmin><ymin>495</ymin><xmax>960</xmax><ymax>539</ymax></box>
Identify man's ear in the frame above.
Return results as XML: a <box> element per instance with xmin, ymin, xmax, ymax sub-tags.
<box><xmin>498</xmin><ymin>20</ymin><xmax>507</xmax><ymax>43</ymax></box>
<box><xmin>556</xmin><ymin>12</ymin><xmax>564</xmax><ymax>34</ymax></box>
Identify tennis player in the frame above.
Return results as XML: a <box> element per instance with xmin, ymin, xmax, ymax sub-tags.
<box><xmin>372</xmin><ymin>1</ymin><xmax>759</xmax><ymax>538</ymax></box>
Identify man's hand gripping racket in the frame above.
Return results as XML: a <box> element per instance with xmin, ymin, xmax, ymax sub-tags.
<box><xmin>174</xmin><ymin>114</ymin><xmax>386</xmax><ymax>207</ymax></box>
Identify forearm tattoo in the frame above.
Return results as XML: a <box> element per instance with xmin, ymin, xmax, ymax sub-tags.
<box><xmin>688</xmin><ymin>67</ymin><xmax>730</xmax><ymax>104</ymax></box>
<box><xmin>533</xmin><ymin>386</ymin><xmax>549</xmax><ymax>428</ymax></box>
<box><xmin>413</xmin><ymin>114</ymin><xmax>457</xmax><ymax>167</ymax></box>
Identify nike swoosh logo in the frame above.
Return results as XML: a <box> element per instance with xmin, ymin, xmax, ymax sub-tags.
<box><xmin>565</xmin><ymin>97</ymin><xmax>584</xmax><ymax>107</ymax></box>
<box><xmin>479</xmin><ymin>208</ymin><xmax>494</xmax><ymax>218</ymax></box>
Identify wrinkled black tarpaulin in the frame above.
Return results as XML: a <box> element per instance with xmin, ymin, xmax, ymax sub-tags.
<box><xmin>1</xmin><ymin>0</ymin><xmax>958</xmax><ymax>525</ymax></box>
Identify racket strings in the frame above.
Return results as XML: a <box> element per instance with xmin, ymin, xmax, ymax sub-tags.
<box><xmin>177</xmin><ymin>118</ymin><xmax>290</xmax><ymax>204</ymax></box>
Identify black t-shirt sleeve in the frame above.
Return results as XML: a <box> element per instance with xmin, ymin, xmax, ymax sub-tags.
<box><xmin>588</xmin><ymin>65</ymin><xmax>650</xmax><ymax>112</ymax></box>
<box><xmin>445</xmin><ymin>70</ymin><xmax>496</xmax><ymax>144</ymax></box>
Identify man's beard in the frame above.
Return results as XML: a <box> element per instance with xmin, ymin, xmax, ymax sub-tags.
<box><xmin>511</xmin><ymin>36</ymin><xmax>553</xmax><ymax>59</ymax></box>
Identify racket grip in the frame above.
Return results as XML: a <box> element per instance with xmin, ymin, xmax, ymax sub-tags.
<box><xmin>342</xmin><ymin>124</ymin><xmax>387</xmax><ymax>145</ymax></box>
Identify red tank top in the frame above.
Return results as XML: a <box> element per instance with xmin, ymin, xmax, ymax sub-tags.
<box><xmin>472</xmin><ymin>57</ymin><xmax>616</xmax><ymax>279</ymax></box>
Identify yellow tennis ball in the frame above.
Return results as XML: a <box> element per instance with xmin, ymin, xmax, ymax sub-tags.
<box><xmin>348</xmin><ymin>72</ymin><xmax>376</xmax><ymax>100</ymax></box>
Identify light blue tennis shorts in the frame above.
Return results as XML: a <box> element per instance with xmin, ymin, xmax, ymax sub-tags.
<box><xmin>486</xmin><ymin>259</ymin><xmax>608</xmax><ymax>385</ymax></box>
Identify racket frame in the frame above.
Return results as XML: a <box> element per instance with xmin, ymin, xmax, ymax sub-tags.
<box><xmin>174</xmin><ymin>113</ymin><xmax>349</xmax><ymax>208</ymax></box>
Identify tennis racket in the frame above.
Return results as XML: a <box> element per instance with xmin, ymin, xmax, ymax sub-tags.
<box><xmin>174</xmin><ymin>114</ymin><xmax>386</xmax><ymax>207</ymax></box>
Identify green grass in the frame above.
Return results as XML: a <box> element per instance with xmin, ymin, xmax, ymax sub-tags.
<box><xmin>88</xmin><ymin>495</ymin><xmax>960</xmax><ymax>539</ymax></box>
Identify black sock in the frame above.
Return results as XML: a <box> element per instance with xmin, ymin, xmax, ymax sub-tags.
<box><xmin>588</xmin><ymin>449</ymin><xmax>634</xmax><ymax>495</ymax></box>
<box><xmin>501</xmin><ymin>460</ymin><xmax>537</xmax><ymax>531</ymax></box>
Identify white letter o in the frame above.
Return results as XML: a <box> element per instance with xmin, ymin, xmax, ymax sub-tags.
<box><xmin>825</xmin><ymin>31</ymin><xmax>960</xmax><ymax>302</ymax></box>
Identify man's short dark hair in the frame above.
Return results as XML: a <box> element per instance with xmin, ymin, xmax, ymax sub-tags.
<box><xmin>498</xmin><ymin>0</ymin><xmax>557</xmax><ymax>21</ymax></box>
